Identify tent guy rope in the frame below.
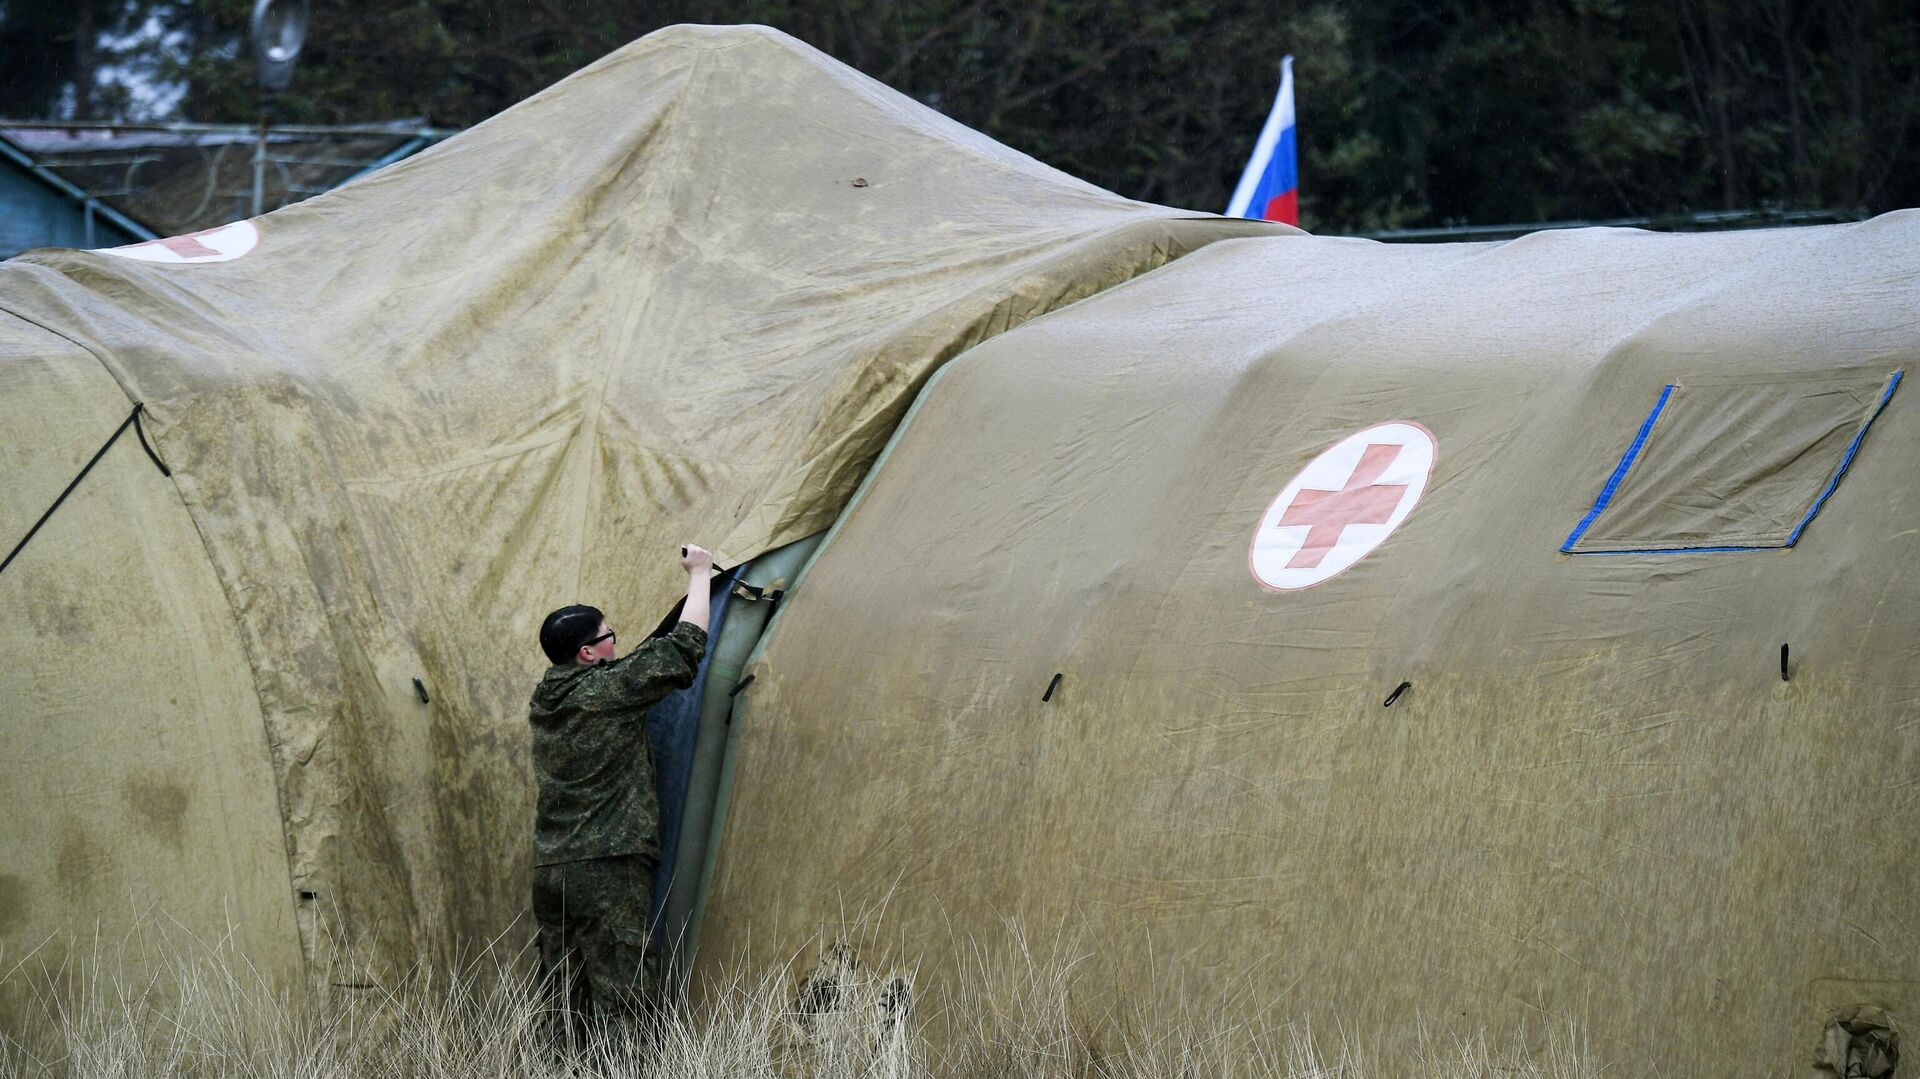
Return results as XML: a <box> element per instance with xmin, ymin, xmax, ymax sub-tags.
<box><xmin>0</xmin><ymin>402</ymin><xmax>170</xmax><ymax>579</ymax></box>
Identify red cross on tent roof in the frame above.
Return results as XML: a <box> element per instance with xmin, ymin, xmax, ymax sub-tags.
<box><xmin>1277</xmin><ymin>443</ymin><xmax>1408</xmax><ymax>569</ymax></box>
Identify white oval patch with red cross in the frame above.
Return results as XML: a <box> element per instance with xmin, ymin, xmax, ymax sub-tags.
<box><xmin>97</xmin><ymin>220</ymin><xmax>258</xmax><ymax>264</ymax></box>
<box><xmin>1249</xmin><ymin>421</ymin><xmax>1436</xmax><ymax>592</ymax></box>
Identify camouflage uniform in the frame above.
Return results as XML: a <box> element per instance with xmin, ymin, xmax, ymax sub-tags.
<box><xmin>529</xmin><ymin>621</ymin><xmax>707</xmax><ymax>1030</ymax></box>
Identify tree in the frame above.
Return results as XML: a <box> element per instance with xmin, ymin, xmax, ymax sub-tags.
<box><xmin>18</xmin><ymin>0</ymin><xmax>1920</xmax><ymax>231</ymax></box>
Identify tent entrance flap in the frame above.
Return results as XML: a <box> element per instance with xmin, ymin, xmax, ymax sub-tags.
<box><xmin>1562</xmin><ymin>368</ymin><xmax>1902</xmax><ymax>553</ymax></box>
<box><xmin>660</xmin><ymin>533</ymin><xmax>822</xmax><ymax>994</ymax></box>
<box><xmin>645</xmin><ymin>567</ymin><xmax>747</xmax><ymax>938</ymax></box>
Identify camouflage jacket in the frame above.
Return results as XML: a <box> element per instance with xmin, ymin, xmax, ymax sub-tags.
<box><xmin>529</xmin><ymin>621</ymin><xmax>707</xmax><ymax>866</ymax></box>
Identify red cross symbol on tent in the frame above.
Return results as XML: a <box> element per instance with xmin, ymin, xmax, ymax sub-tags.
<box><xmin>1276</xmin><ymin>443</ymin><xmax>1408</xmax><ymax>569</ymax></box>
<box><xmin>149</xmin><ymin>229</ymin><xmax>226</xmax><ymax>259</ymax></box>
<box><xmin>1250</xmin><ymin>421</ymin><xmax>1436</xmax><ymax>591</ymax></box>
<box><xmin>99</xmin><ymin>221</ymin><xmax>259</xmax><ymax>264</ymax></box>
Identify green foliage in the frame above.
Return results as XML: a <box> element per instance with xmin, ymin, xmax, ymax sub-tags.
<box><xmin>0</xmin><ymin>0</ymin><xmax>169</xmax><ymax>119</ymax></box>
<box><xmin>2</xmin><ymin>0</ymin><xmax>1916</xmax><ymax>231</ymax></box>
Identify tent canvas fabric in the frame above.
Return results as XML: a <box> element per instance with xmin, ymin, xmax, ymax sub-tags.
<box><xmin>702</xmin><ymin>219</ymin><xmax>1920</xmax><ymax>1074</ymax></box>
<box><xmin>0</xmin><ymin>23</ymin><xmax>1278</xmax><ymax>999</ymax></box>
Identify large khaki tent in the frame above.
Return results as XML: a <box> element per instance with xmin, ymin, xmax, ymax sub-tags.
<box><xmin>4</xmin><ymin>19</ymin><xmax>1917</xmax><ymax>1077</ymax></box>
<box><xmin>0</xmin><ymin>23</ymin><xmax>1269</xmax><ymax>1001</ymax></box>
<box><xmin>705</xmin><ymin>220</ymin><xmax>1920</xmax><ymax>1072</ymax></box>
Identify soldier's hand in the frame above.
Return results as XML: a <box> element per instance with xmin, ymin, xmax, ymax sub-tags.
<box><xmin>680</xmin><ymin>544</ymin><xmax>714</xmax><ymax>574</ymax></box>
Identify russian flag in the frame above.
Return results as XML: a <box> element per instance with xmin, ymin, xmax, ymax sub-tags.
<box><xmin>1226</xmin><ymin>56</ymin><xmax>1298</xmax><ymax>225</ymax></box>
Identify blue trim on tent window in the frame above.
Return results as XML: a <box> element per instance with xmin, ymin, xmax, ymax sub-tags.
<box><xmin>1563</xmin><ymin>370</ymin><xmax>1902</xmax><ymax>556</ymax></box>
<box><xmin>1570</xmin><ymin>545</ymin><xmax>1769</xmax><ymax>556</ymax></box>
<box><xmin>1559</xmin><ymin>384</ymin><xmax>1674</xmax><ymax>553</ymax></box>
<box><xmin>1783</xmin><ymin>369</ymin><xmax>1902</xmax><ymax>546</ymax></box>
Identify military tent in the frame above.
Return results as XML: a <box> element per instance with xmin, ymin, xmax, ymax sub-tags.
<box><xmin>0</xmin><ymin>23</ymin><xmax>1273</xmax><ymax>1002</ymax></box>
<box><xmin>9</xmin><ymin>18</ymin><xmax>1916</xmax><ymax>1074</ymax></box>
<box><xmin>702</xmin><ymin>220</ymin><xmax>1920</xmax><ymax>1074</ymax></box>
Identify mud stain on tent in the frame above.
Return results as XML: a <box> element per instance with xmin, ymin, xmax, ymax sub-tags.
<box><xmin>53</xmin><ymin>828</ymin><xmax>99</xmax><ymax>897</ymax></box>
<box><xmin>25</xmin><ymin>595</ymin><xmax>89</xmax><ymax>642</ymax></box>
<box><xmin>123</xmin><ymin>774</ymin><xmax>192</xmax><ymax>848</ymax></box>
<box><xmin>0</xmin><ymin>874</ymin><xmax>28</xmax><ymax>933</ymax></box>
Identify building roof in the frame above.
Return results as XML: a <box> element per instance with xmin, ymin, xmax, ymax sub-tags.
<box><xmin>0</xmin><ymin>120</ymin><xmax>454</xmax><ymax>241</ymax></box>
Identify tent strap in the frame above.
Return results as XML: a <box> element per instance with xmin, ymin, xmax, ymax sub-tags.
<box><xmin>1</xmin><ymin>402</ymin><xmax>171</xmax><ymax>579</ymax></box>
<box><xmin>646</xmin><ymin>564</ymin><xmax>769</xmax><ymax>640</ymax></box>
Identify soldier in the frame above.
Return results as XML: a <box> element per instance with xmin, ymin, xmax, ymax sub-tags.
<box><xmin>530</xmin><ymin>543</ymin><xmax>714</xmax><ymax>1038</ymax></box>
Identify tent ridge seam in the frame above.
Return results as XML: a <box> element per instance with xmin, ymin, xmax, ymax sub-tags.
<box><xmin>572</xmin><ymin>55</ymin><xmax>704</xmax><ymax>594</ymax></box>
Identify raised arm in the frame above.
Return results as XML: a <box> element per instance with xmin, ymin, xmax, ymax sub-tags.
<box><xmin>602</xmin><ymin>544</ymin><xmax>714</xmax><ymax>703</ymax></box>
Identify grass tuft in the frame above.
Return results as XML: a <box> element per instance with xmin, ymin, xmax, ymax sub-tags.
<box><xmin>1</xmin><ymin>920</ymin><xmax>1600</xmax><ymax>1078</ymax></box>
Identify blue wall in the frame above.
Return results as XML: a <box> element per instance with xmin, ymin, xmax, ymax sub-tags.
<box><xmin>1</xmin><ymin>162</ymin><xmax>137</xmax><ymax>259</ymax></box>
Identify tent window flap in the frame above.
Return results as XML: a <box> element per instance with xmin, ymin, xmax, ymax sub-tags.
<box><xmin>1562</xmin><ymin>368</ymin><xmax>1902</xmax><ymax>554</ymax></box>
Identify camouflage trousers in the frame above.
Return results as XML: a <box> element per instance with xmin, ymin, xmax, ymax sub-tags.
<box><xmin>532</xmin><ymin>853</ymin><xmax>662</xmax><ymax>1039</ymax></box>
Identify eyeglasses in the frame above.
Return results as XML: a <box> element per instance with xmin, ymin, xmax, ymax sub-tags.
<box><xmin>583</xmin><ymin>630</ymin><xmax>615</xmax><ymax>648</ymax></box>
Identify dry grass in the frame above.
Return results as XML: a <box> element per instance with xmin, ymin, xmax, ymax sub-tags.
<box><xmin>0</xmin><ymin>920</ymin><xmax>1601</xmax><ymax>1079</ymax></box>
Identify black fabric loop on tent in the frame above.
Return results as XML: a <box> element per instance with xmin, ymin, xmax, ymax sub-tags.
<box><xmin>1</xmin><ymin>402</ymin><xmax>170</xmax><ymax>579</ymax></box>
<box><xmin>133</xmin><ymin>406</ymin><xmax>172</xmax><ymax>477</ymax></box>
